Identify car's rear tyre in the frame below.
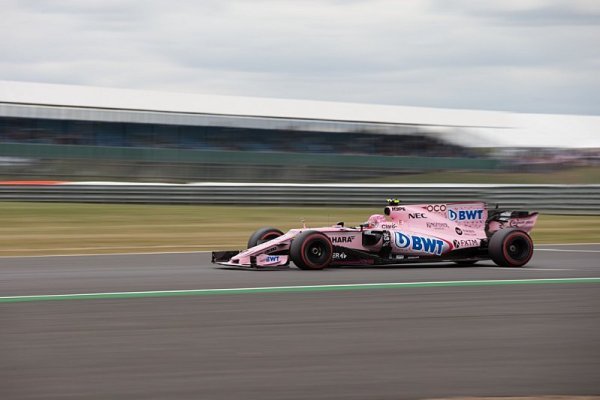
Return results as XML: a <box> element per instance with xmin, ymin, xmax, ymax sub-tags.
<box><xmin>247</xmin><ymin>227</ymin><xmax>284</xmax><ymax>248</ymax></box>
<box><xmin>290</xmin><ymin>230</ymin><xmax>333</xmax><ymax>270</ymax></box>
<box><xmin>488</xmin><ymin>228</ymin><xmax>534</xmax><ymax>267</ymax></box>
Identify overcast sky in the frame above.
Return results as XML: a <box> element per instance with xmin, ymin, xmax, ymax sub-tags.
<box><xmin>2</xmin><ymin>0</ymin><xmax>599</xmax><ymax>115</ymax></box>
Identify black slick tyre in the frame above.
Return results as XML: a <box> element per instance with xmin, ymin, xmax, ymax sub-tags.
<box><xmin>290</xmin><ymin>230</ymin><xmax>333</xmax><ymax>270</ymax></box>
<box><xmin>247</xmin><ymin>227</ymin><xmax>284</xmax><ymax>248</ymax></box>
<box><xmin>488</xmin><ymin>228</ymin><xmax>534</xmax><ymax>267</ymax></box>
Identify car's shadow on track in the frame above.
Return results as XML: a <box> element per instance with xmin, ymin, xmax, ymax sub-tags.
<box><xmin>334</xmin><ymin>262</ymin><xmax>490</xmax><ymax>270</ymax></box>
<box><xmin>218</xmin><ymin>262</ymin><xmax>494</xmax><ymax>271</ymax></box>
<box><xmin>216</xmin><ymin>258</ymin><xmax>514</xmax><ymax>271</ymax></box>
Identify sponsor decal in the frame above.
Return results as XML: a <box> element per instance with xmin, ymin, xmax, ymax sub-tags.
<box><xmin>509</xmin><ymin>219</ymin><xmax>535</xmax><ymax>228</ymax></box>
<box><xmin>427</xmin><ymin>222</ymin><xmax>450</xmax><ymax>230</ymax></box>
<box><xmin>459</xmin><ymin>239</ymin><xmax>480</xmax><ymax>247</ymax></box>
<box><xmin>264</xmin><ymin>246</ymin><xmax>278</xmax><ymax>253</ymax></box>
<box><xmin>454</xmin><ymin>238</ymin><xmax>479</xmax><ymax>249</ymax></box>
<box><xmin>455</xmin><ymin>227</ymin><xmax>463</xmax><ymax>235</ymax></box>
<box><xmin>391</xmin><ymin>206</ymin><xmax>406</xmax><ymax>211</ymax></box>
<box><xmin>381</xmin><ymin>223</ymin><xmax>398</xmax><ymax>229</ymax></box>
<box><xmin>332</xmin><ymin>252</ymin><xmax>348</xmax><ymax>260</ymax></box>
<box><xmin>265</xmin><ymin>255</ymin><xmax>280</xmax><ymax>263</ymax></box>
<box><xmin>409</xmin><ymin>213</ymin><xmax>426</xmax><ymax>219</ymax></box>
<box><xmin>448</xmin><ymin>209</ymin><xmax>484</xmax><ymax>221</ymax></box>
<box><xmin>382</xmin><ymin>231</ymin><xmax>391</xmax><ymax>248</ymax></box>
<box><xmin>395</xmin><ymin>232</ymin><xmax>444</xmax><ymax>255</ymax></box>
<box><xmin>331</xmin><ymin>236</ymin><xmax>355</xmax><ymax>244</ymax></box>
<box><xmin>425</xmin><ymin>204</ymin><xmax>447</xmax><ymax>212</ymax></box>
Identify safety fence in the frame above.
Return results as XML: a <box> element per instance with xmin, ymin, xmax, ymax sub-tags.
<box><xmin>0</xmin><ymin>183</ymin><xmax>599</xmax><ymax>214</ymax></box>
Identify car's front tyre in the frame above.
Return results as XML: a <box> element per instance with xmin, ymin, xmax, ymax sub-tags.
<box><xmin>290</xmin><ymin>230</ymin><xmax>333</xmax><ymax>270</ymax></box>
<box><xmin>247</xmin><ymin>227</ymin><xmax>284</xmax><ymax>248</ymax></box>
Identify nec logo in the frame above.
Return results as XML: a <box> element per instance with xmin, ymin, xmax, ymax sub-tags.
<box><xmin>448</xmin><ymin>209</ymin><xmax>484</xmax><ymax>221</ymax></box>
<box><xmin>409</xmin><ymin>213</ymin><xmax>426</xmax><ymax>219</ymax></box>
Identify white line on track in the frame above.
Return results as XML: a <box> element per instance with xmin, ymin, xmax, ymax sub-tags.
<box><xmin>481</xmin><ymin>267</ymin><xmax>573</xmax><ymax>271</ymax></box>
<box><xmin>537</xmin><ymin>243</ymin><xmax>600</xmax><ymax>246</ymax></box>
<box><xmin>536</xmin><ymin>249</ymin><xmax>600</xmax><ymax>253</ymax></box>
<box><xmin>0</xmin><ymin>243</ymin><xmax>598</xmax><ymax>259</ymax></box>
<box><xmin>0</xmin><ymin>250</ymin><xmax>212</xmax><ymax>259</ymax></box>
<box><xmin>0</xmin><ymin>244</ymin><xmax>232</xmax><ymax>251</ymax></box>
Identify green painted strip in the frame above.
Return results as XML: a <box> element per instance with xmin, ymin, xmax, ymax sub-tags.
<box><xmin>1</xmin><ymin>278</ymin><xmax>599</xmax><ymax>304</ymax></box>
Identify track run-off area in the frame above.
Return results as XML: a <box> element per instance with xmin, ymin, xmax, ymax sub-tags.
<box><xmin>1</xmin><ymin>244</ymin><xmax>599</xmax><ymax>399</ymax></box>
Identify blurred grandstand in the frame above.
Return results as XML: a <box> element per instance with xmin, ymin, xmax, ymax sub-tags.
<box><xmin>0</xmin><ymin>81</ymin><xmax>598</xmax><ymax>182</ymax></box>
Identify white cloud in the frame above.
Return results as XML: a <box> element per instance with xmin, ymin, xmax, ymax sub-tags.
<box><xmin>1</xmin><ymin>0</ymin><xmax>599</xmax><ymax>115</ymax></box>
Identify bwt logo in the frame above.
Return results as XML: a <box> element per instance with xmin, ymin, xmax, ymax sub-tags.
<box><xmin>448</xmin><ymin>209</ymin><xmax>484</xmax><ymax>221</ymax></box>
<box><xmin>265</xmin><ymin>256</ymin><xmax>280</xmax><ymax>262</ymax></box>
<box><xmin>395</xmin><ymin>232</ymin><xmax>444</xmax><ymax>255</ymax></box>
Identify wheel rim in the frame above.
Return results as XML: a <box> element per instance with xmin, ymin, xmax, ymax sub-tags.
<box><xmin>506</xmin><ymin>235</ymin><xmax>530</xmax><ymax>261</ymax></box>
<box><xmin>306</xmin><ymin>241</ymin><xmax>325</xmax><ymax>263</ymax></box>
<box><xmin>307</xmin><ymin>242</ymin><xmax>324</xmax><ymax>263</ymax></box>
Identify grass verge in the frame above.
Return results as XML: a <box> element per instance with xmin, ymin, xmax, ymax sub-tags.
<box><xmin>0</xmin><ymin>202</ymin><xmax>598</xmax><ymax>256</ymax></box>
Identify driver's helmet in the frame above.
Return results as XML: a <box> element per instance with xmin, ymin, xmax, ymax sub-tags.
<box><xmin>366</xmin><ymin>214</ymin><xmax>387</xmax><ymax>228</ymax></box>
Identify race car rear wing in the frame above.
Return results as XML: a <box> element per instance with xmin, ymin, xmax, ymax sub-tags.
<box><xmin>486</xmin><ymin>210</ymin><xmax>539</xmax><ymax>233</ymax></box>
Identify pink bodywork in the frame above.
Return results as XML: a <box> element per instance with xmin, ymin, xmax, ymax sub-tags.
<box><xmin>217</xmin><ymin>202</ymin><xmax>538</xmax><ymax>268</ymax></box>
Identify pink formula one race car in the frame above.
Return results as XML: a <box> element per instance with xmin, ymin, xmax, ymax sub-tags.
<box><xmin>212</xmin><ymin>200</ymin><xmax>538</xmax><ymax>270</ymax></box>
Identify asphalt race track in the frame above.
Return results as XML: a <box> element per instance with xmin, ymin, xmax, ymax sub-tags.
<box><xmin>1</xmin><ymin>244</ymin><xmax>599</xmax><ymax>399</ymax></box>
